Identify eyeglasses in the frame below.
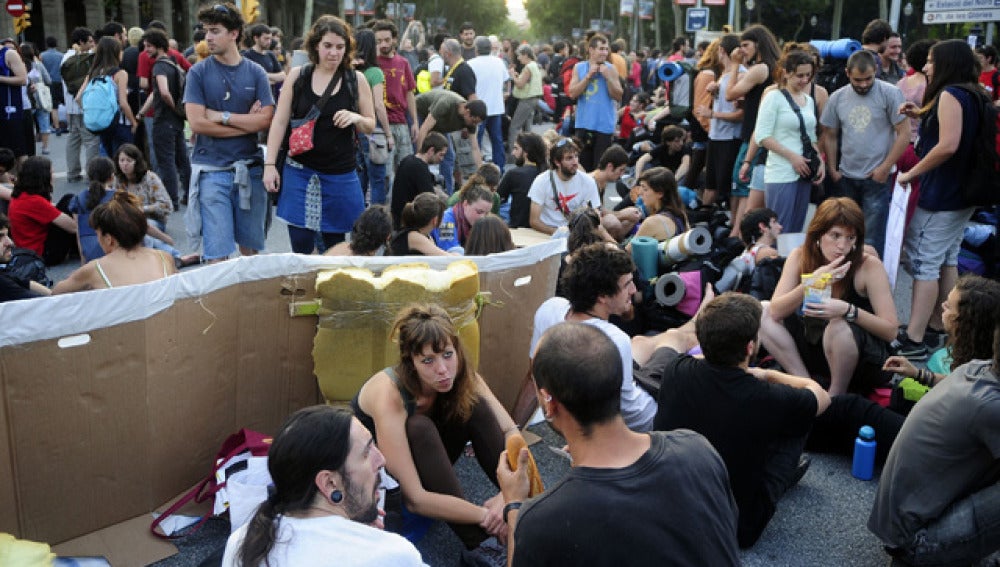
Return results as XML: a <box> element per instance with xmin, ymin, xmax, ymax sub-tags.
<box><xmin>555</xmin><ymin>137</ymin><xmax>570</xmax><ymax>148</ymax></box>
<box><xmin>212</xmin><ymin>4</ymin><xmax>231</xmax><ymax>15</ymax></box>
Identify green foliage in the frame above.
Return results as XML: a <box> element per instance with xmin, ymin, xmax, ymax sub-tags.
<box><xmin>415</xmin><ymin>0</ymin><xmax>510</xmax><ymax>36</ymax></box>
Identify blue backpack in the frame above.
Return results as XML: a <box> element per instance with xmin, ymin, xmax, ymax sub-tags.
<box><xmin>81</xmin><ymin>74</ymin><xmax>120</xmax><ymax>133</ymax></box>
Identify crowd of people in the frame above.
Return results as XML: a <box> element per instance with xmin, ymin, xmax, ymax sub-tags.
<box><xmin>0</xmin><ymin>5</ymin><xmax>998</xmax><ymax>567</ymax></box>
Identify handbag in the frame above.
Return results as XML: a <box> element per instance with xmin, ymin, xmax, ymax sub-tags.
<box><xmin>288</xmin><ymin>66</ymin><xmax>340</xmax><ymax>157</ymax></box>
<box><xmin>33</xmin><ymin>82</ymin><xmax>53</xmax><ymax>112</ymax></box>
<box><xmin>150</xmin><ymin>428</ymin><xmax>272</xmax><ymax>539</ymax></box>
<box><xmin>779</xmin><ymin>89</ymin><xmax>822</xmax><ymax>182</ymax></box>
<box><xmin>369</xmin><ymin>127</ymin><xmax>390</xmax><ymax>164</ymax></box>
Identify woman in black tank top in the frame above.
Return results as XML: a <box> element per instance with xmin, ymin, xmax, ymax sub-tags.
<box><xmin>352</xmin><ymin>304</ymin><xmax>517</xmax><ymax>552</ymax></box>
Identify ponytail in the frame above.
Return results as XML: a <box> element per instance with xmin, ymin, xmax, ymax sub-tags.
<box><xmin>85</xmin><ymin>156</ymin><xmax>115</xmax><ymax>211</ymax></box>
<box><xmin>238</xmin><ymin>498</ymin><xmax>281</xmax><ymax>567</ymax></box>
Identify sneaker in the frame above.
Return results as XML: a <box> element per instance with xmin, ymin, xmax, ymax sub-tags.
<box><xmin>461</xmin><ymin>537</ymin><xmax>507</xmax><ymax>567</ymax></box>
<box><xmin>67</xmin><ymin>175</ymin><xmax>83</xmax><ymax>183</ymax></box>
<box><xmin>923</xmin><ymin>328</ymin><xmax>947</xmax><ymax>351</ymax></box>
<box><xmin>41</xmin><ymin>149</ymin><xmax>50</xmax><ymax>155</ymax></box>
<box><xmin>786</xmin><ymin>455</ymin><xmax>811</xmax><ymax>491</ymax></box>
<box><xmin>893</xmin><ymin>336</ymin><xmax>928</xmax><ymax>361</ymax></box>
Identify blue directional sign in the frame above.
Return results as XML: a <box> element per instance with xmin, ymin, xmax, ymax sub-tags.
<box><xmin>686</xmin><ymin>7</ymin><xmax>708</xmax><ymax>32</ymax></box>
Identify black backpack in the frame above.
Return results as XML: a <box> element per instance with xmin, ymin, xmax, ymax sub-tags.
<box><xmin>153</xmin><ymin>56</ymin><xmax>187</xmax><ymax>120</ymax></box>
<box><xmin>61</xmin><ymin>52</ymin><xmax>95</xmax><ymax>96</ymax></box>
<box><xmin>1</xmin><ymin>247</ymin><xmax>52</xmax><ymax>288</ymax></box>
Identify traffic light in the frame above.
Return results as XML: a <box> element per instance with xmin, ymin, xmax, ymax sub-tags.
<box><xmin>13</xmin><ymin>13</ymin><xmax>31</xmax><ymax>35</ymax></box>
<box><xmin>241</xmin><ymin>0</ymin><xmax>259</xmax><ymax>23</ymax></box>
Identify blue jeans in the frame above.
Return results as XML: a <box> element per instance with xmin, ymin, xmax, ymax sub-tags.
<box><xmin>286</xmin><ymin>225</ymin><xmax>345</xmax><ymax>254</ymax></box>
<box><xmin>144</xmin><ymin>116</ymin><xmax>158</xmax><ymax>170</ymax></box>
<box><xmin>357</xmin><ymin>132</ymin><xmax>387</xmax><ymax>205</ymax></box>
<box><xmin>440</xmin><ymin>133</ymin><xmax>456</xmax><ymax>195</ymax></box>
<box><xmin>892</xmin><ymin>481</ymin><xmax>1000</xmax><ymax>566</ymax></box>
<box><xmin>477</xmin><ymin>115</ymin><xmax>505</xmax><ymax>169</ymax></box>
<box><xmin>833</xmin><ymin>176</ymin><xmax>891</xmax><ymax>257</ymax></box>
<box><xmin>197</xmin><ymin>166</ymin><xmax>267</xmax><ymax>260</ymax></box>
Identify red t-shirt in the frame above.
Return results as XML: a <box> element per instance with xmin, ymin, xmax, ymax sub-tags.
<box><xmin>619</xmin><ymin>107</ymin><xmax>638</xmax><ymax>140</ymax></box>
<box><xmin>138</xmin><ymin>48</ymin><xmax>192</xmax><ymax>117</ymax></box>
<box><xmin>376</xmin><ymin>54</ymin><xmax>416</xmax><ymax>125</ymax></box>
<box><xmin>9</xmin><ymin>193</ymin><xmax>61</xmax><ymax>256</ymax></box>
<box><xmin>979</xmin><ymin>69</ymin><xmax>1000</xmax><ymax>101</ymax></box>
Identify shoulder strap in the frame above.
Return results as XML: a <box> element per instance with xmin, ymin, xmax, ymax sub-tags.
<box><xmin>313</xmin><ymin>68</ymin><xmax>341</xmax><ymax>112</ymax></box>
<box><xmin>779</xmin><ymin>88</ymin><xmax>813</xmax><ymax>149</ymax></box>
<box><xmin>442</xmin><ymin>58</ymin><xmax>463</xmax><ymax>90</ymax></box>
<box><xmin>345</xmin><ymin>68</ymin><xmax>359</xmax><ymax>113</ymax></box>
<box><xmin>549</xmin><ymin>171</ymin><xmax>570</xmax><ymax>218</ymax></box>
<box><xmin>384</xmin><ymin>367</ymin><xmax>417</xmax><ymax>415</ymax></box>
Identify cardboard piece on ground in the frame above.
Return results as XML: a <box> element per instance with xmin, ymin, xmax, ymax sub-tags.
<box><xmin>510</xmin><ymin>228</ymin><xmax>555</xmax><ymax>248</ymax></box>
<box><xmin>53</xmin><ymin>514</ymin><xmax>178</xmax><ymax>566</ymax></box>
<box><xmin>0</xmin><ymin>244</ymin><xmax>562</xmax><ymax>555</ymax></box>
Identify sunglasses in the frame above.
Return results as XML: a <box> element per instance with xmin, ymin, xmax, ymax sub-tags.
<box><xmin>555</xmin><ymin>137</ymin><xmax>570</xmax><ymax>148</ymax></box>
<box><xmin>212</xmin><ymin>4</ymin><xmax>231</xmax><ymax>15</ymax></box>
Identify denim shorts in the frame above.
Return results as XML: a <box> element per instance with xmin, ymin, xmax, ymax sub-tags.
<box><xmin>33</xmin><ymin>108</ymin><xmax>52</xmax><ymax>134</ymax></box>
<box><xmin>904</xmin><ymin>206</ymin><xmax>975</xmax><ymax>281</ymax></box>
<box><xmin>197</xmin><ymin>166</ymin><xmax>267</xmax><ymax>260</ymax></box>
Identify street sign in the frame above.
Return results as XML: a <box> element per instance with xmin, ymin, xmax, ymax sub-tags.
<box><xmin>923</xmin><ymin>7</ymin><xmax>1000</xmax><ymax>22</ymax></box>
<box><xmin>686</xmin><ymin>7</ymin><xmax>709</xmax><ymax>32</ymax></box>
<box><xmin>925</xmin><ymin>0</ymin><xmax>1000</xmax><ymax>11</ymax></box>
<box><xmin>5</xmin><ymin>0</ymin><xmax>24</xmax><ymax>17</ymax></box>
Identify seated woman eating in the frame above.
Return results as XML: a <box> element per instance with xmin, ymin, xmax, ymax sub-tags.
<box><xmin>760</xmin><ymin>197</ymin><xmax>898</xmax><ymax>395</ymax></box>
<box><xmin>53</xmin><ymin>192</ymin><xmax>177</xmax><ymax>293</ymax></box>
<box><xmin>434</xmin><ymin>183</ymin><xmax>494</xmax><ymax>253</ymax></box>
<box><xmin>352</xmin><ymin>303</ymin><xmax>517</xmax><ymax>559</ymax></box>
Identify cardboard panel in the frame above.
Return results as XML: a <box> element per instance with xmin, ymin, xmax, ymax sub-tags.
<box><xmin>3</xmin><ymin>322</ymin><xmax>149</xmax><ymax>543</ymax></box>
<box><xmin>0</xmin><ymin>349</ymin><xmax>19</xmax><ymax>535</ymax></box>
<box><xmin>478</xmin><ymin>255</ymin><xmax>561</xmax><ymax>412</ymax></box>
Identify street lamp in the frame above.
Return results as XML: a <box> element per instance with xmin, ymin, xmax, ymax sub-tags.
<box><xmin>745</xmin><ymin>0</ymin><xmax>755</xmax><ymax>23</ymax></box>
<box><xmin>902</xmin><ymin>2</ymin><xmax>913</xmax><ymax>40</ymax></box>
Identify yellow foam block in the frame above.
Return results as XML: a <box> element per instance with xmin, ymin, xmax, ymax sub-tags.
<box><xmin>313</xmin><ymin>261</ymin><xmax>481</xmax><ymax>402</ymax></box>
<box><xmin>0</xmin><ymin>533</ymin><xmax>55</xmax><ymax>567</ymax></box>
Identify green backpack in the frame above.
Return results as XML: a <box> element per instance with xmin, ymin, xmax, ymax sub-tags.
<box><xmin>61</xmin><ymin>52</ymin><xmax>95</xmax><ymax>96</ymax></box>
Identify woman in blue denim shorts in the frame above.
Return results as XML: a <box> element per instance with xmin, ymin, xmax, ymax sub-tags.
<box><xmin>894</xmin><ymin>40</ymin><xmax>980</xmax><ymax>361</ymax></box>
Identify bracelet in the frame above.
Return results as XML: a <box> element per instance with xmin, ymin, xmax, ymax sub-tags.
<box><xmin>264</xmin><ymin>163</ymin><xmax>276</xmax><ymax>167</ymax></box>
<box><xmin>503</xmin><ymin>501</ymin><xmax>522</xmax><ymax>523</ymax></box>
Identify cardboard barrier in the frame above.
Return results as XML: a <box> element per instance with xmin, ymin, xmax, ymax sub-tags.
<box><xmin>0</xmin><ymin>241</ymin><xmax>563</xmax><ymax>562</ymax></box>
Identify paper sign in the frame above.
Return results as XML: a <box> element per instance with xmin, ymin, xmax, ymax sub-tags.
<box><xmin>884</xmin><ymin>181</ymin><xmax>910</xmax><ymax>289</ymax></box>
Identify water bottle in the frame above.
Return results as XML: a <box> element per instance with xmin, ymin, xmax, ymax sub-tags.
<box><xmin>852</xmin><ymin>425</ymin><xmax>876</xmax><ymax>480</ymax></box>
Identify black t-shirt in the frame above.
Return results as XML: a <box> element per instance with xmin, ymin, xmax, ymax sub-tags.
<box><xmin>647</xmin><ymin>143</ymin><xmax>691</xmax><ymax>174</ymax></box>
<box><xmin>121</xmin><ymin>46</ymin><xmax>142</xmax><ymax>113</ymax></box>
<box><xmin>390</xmin><ymin>155</ymin><xmax>435</xmax><ymax>228</ymax></box>
<box><xmin>289</xmin><ymin>68</ymin><xmax>357</xmax><ymax>174</ymax></box>
<box><xmin>151</xmin><ymin>57</ymin><xmax>183</xmax><ymax>123</ymax></box>
<box><xmin>242</xmin><ymin>48</ymin><xmax>282</xmax><ymax>74</ymax></box>
<box><xmin>513</xmin><ymin>430</ymin><xmax>741</xmax><ymax>566</ymax></box>
<box><xmin>653</xmin><ymin>348</ymin><xmax>817</xmax><ymax>547</ymax></box>
<box><xmin>497</xmin><ymin>165</ymin><xmax>542</xmax><ymax>228</ymax></box>
<box><xmin>444</xmin><ymin>61</ymin><xmax>477</xmax><ymax>101</ymax></box>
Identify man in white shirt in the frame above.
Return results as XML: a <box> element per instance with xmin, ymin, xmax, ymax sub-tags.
<box><xmin>530</xmin><ymin>243</ymin><xmax>658</xmax><ymax>432</ymax></box>
<box><xmin>466</xmin><ymin>36</ymin><xmax>509</xmax><ymax>169</ymax></box>
<box><xmin>61</xmin><ymin>27</ymin><xmax>100</xmax><ymax>183</ymax></box>
<box><xmin>527</xmin><ymin>137</ymin><xmax>602</xmax><ymax>234</ymax></box>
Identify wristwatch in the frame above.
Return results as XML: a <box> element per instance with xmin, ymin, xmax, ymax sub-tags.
<box><xmin>845</xmin><ymin>304</ymin><xmax>858</xmax><ymax>322</ymax></box>
<box><xmin>503</xmin><ymin>501</ymin><xmax>522</xmax><ymax>523</ymax></box>
<box><xmin>221</xmin><ymin>111</ymin><xmax>231</xmax><ymax>126</ymax></box>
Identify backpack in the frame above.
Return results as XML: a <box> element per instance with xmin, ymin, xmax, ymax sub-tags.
<box><xmin>153</xmin><ymin>56</ymin><xmax>187</xmax><ymax>120</ymax></box>
<box><xmin>0</xmin><ymin>247</ymin><xmax>53</xmax><ymax>288</ymax></box>
<box><xmin>666</xmin><ymin>60</ymin><xmax>697</xmax><ymax>119</ymax></box>
<box><xmin>952</xmin><ymin>85</ymin><xmax>1000</xmax><ymax>207</ymax></box>
<box><xmin>60</xmin><ymin>52</ymin><xmax>95</xmax><ymax>96</ymax></box>
<box><xmin>560</xmin><ymin>56</ymin><xmax>580</xmax><ymax>100</ymax></box>
<box><xmin>81</xmin><ymin>74</ymin><xmax>120</xmax><ymax>133</ymax></box>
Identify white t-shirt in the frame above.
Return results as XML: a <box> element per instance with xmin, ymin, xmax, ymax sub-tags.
<box><xmin>427</xmin><ymin>54</ymin><xmax>445</xmax><ymax>89</ymax></box>
<box><xmin>530</xmin><ymin>297</ymin><xmax>657</xmax><ymax>432</ymax></box>
<box><xmin>221</xmin><ymin>514</ymin><xmax>427</xmax><ymax>567</ymax></box>
<box><xmin>467</xmin><ymin>55</ymin><xmax>510</xmax><ymax>116</ymax></box>
<box><xmin>527</xmin><ymin>170</ymin><xmax>602</xmax><ymax>230</ymax></box>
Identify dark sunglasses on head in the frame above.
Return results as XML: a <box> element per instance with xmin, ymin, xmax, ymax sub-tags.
<box><xmin>212</xmin><ymin>4</ymin><xmax>231</xmax><ymax>15</ymax></box>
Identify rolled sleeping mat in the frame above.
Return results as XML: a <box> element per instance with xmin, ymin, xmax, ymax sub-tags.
<box><xmin>715</xmin><ymin>255</ymin><xmax>754</xmax><ymax>292</ymax></box>
<box><xmin>657</xmin><ymin>61</ymin><xmax>684</xmax><ymax>83</ymax></box>
<box><xmin>658</xmin><ymin>226</ymin><xmax>713</xmax><ymax>267</ymax></box>
<box><xmin>809</xmin><ymin>39</ymin><xmax>862</xmax><ymax>60</ymax></box>
<box><xmin>631</xmin><ymin>236</ymin><xmax>660</xmax><ymax>282</ymax></box>
<box><xmin>654</xmin><ymin>272</ymin><xmax>686</xmax><ymax>307</ymax></box>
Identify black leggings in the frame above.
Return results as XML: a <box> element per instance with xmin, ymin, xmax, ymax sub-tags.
<box><xmin>405</xmin><ymin>394</ymin><xmax>505</xmax><ymax>549</ymax></box>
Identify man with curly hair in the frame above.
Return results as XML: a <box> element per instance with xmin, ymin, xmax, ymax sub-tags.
<box><xmin>529</xmin><ymin>242</ymin><xmax>657</xmax><ymax>431</ymax></box>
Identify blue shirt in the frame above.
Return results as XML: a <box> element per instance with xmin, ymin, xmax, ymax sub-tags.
<box><xmin>185</xmin><ymin>56</ymin><xmax>273</xmax><ymax>166</ymax></box>
<box><xmin>574</xmin><ymin>62</ymin><xmax>617</xmax><ymax>134</ymax></box>
<box><xmin>69</xmin><ymin>190</ymin><xmax>113</xmax><ymax>262</ymax></box>
<box><xmin>432</xmin><ymin>206</ymin><xmax>460</xmax><ymax>251</ymax></box>
<box><xmin>41</xmin><ymin>48</ymin><xmax>63</xmax><ymax>82</ymax></box>
<box><xmin>916</xmin><ymin>86</ymin><xmax>979</xmax><ymax>211</ymax></box>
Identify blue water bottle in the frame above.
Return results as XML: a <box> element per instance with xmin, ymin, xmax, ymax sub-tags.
<box><xmin>852</xmin><ymin>425</ymin><xmax>876</xmax><ymax>480</ymax></box>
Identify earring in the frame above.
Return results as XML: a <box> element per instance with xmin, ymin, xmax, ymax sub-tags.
<box><xmin>544</xmin><ymin>395</ymin><xmax>552</xmax><ymax>402</ymax></box>
<box><xmin>330</xmin><ymin>490</ymin><xmax>343</xmax><ymax>504</ymax></box>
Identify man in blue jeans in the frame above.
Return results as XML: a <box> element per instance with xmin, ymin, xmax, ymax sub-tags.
<box><xmin>821</xmin><ymin>50</ymin><xmax>909</xmax><ymax>258</ymax></box>
<box><xmin>144</xmin><ymin>29</ymin><xmax>190</xmax><ymax>209</ymax></box>
<box><xmin>183</xmin><ymin>2</ymin><xmax>273</xmax><ymax>263</ymax></box>
<box><xmin>868</xmin><ymin>328</ymin><xmax>1000</xmax><ymax>566</ymax></box>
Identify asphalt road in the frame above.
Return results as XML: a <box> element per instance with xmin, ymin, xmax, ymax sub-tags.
<box><xmin>36</xmin><ymin>129</ymin><xmax>911</xmax><ymax>567</ymax></box>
